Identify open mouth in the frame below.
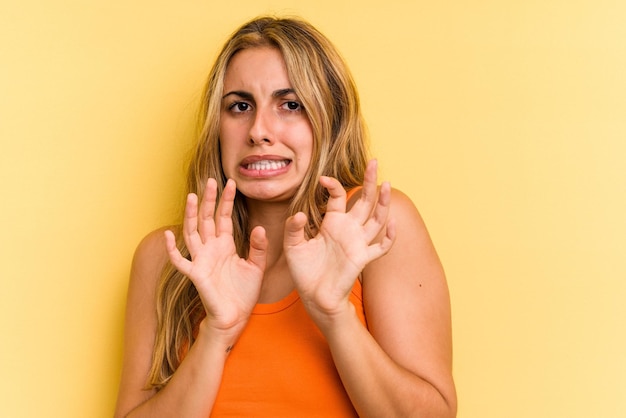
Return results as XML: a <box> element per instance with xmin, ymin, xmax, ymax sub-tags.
<box><xmin>244</xmin><ymin>159</ymin><xmax>291</xmax><ymax>171</ymax></box>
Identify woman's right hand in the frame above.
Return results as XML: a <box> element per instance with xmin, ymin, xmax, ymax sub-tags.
<box><xmin>165</xmin><ymin>178</ymin><xmax>267</xmax><ymax>340</ymax></box>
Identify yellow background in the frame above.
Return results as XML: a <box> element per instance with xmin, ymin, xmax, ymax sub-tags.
<box><xmin>1</xmin><ymin>1</ymin><xmax>624</xmax><ymax>417</ymax></box>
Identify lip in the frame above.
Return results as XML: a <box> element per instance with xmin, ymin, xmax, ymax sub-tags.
<box><xmin>238</xmin><ymin>155</ymin><xmax>292</xmax><ymax>178</ymax></box>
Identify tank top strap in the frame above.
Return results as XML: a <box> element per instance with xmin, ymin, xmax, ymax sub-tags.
<box><xmin>346</xmin><ymin>186</ymin><xmax>363</xmax><ymax>203</ymax></box>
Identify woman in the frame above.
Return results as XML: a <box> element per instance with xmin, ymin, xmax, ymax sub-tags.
<box><xmin>115</xmin><ymin>16</ymin><xmax>456</xmax><ymax>417</ymax></box>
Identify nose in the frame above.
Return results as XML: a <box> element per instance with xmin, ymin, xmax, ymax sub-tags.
<box><xmin>248</xmin><ymin>107</ymin><xmax>273</xmax><ymax>145</ymax></box>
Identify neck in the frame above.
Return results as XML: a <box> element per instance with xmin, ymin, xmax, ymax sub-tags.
<box><xmin>245</xmin><ymin>199</ymin><xmax>296</xmax><ymax>303</ymax></box>
<box><xmin>246</xmin><ymin>198</ymin><xmax>291</xmax><ymax>268</ymax></box>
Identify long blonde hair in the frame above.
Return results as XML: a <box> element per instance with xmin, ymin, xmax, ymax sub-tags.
<box><xmin>148</xmin><ymin>16</ymin><xmax>369</xmax><ymax>390</ymax></box>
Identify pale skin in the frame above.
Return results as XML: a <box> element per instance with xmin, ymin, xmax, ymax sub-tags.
<box><xmin>115</xmin><ymin>46</ymin><xmax>456</xmax><ymax>417</ymax></box>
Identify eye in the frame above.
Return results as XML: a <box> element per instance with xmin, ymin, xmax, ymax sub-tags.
<box><xmin>282</xmin><ymin>101</ymin><xmax>302</xmax><ymax>111</ymax></box>
<box><xmin>229</xmin><ymin>102</ymin><xmax>252</xmax><ymax>113</ymax></box>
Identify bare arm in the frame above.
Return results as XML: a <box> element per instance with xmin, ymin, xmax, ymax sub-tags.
<box><xmin>113</xmin><ymin>229</ymin><xmax>234</xmax><ymax>418</ymax></box>
<box><xmin>284</xmin><ymin>160</ymin><xmax>456</xmax><ymax>417</ymax></box>
<box><xmin>325</xmin><ymin>189</ymin><xmax>456</xmax><ymax>417</ymax></box>
<box><xmin>114</xmin><ymin>179</ymin><xmax>268</xmax><ymax>417</ymax></box>
<box><xmin>113</xmin><ymin>228</ymin><xmax>164</xmax><ymax>416</ymax></box>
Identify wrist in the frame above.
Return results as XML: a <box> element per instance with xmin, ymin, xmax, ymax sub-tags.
<box><xmin>306</xmin><ymin>300</ymin><xmax>358</xmax><ymax>337</ymax></box>
<box><xmin>196</xmin><ymin>317</ymin><xmax>247</xmax><ymax>355</ymax></box>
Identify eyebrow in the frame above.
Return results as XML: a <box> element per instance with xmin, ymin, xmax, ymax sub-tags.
<box><xmin>222</xmin><ymin>90</ymin><xmax>253</xmax><ymax>101</ymax></box>
<box><xmin>222</xmin><ymin>88</ymin><xmax>296</xmax><ymax>100</ymax></box>
<box><xmin>272</xmin><ymin>88</ymin><xmax>296</xmax><ymax>98</ymax></box>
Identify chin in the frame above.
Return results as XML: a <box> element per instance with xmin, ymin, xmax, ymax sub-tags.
<box><xmin>238</xmin><ymin>185</ymin><xmax>299</xmax><ymax>203</ymax></box>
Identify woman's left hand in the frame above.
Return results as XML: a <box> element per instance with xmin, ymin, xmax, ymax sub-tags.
<box><xmin>284</xmin><ymin>160</ymin><xmax>395</xmax><ymax>325</ymax></box>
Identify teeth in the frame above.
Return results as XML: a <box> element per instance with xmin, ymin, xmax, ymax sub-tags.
<box><xmin>246</xmin><ymin>160</ymin><xmax>288</xmax><ymax>170</ymax></box>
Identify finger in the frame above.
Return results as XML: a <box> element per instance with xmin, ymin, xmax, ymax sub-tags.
<box><xmin>366</xmin><ymin>217</ymin><xmax>396</xmax><ymax>261</ymax></box>
<box><xmin>198</xmin><ymin>178</ymin><xmax>218</xmax><ymax>240</ymax></box>
<box><xmin>247</xmin><ymin>226</ymin><xmax>268</xmax><ymax>271</ymax></box>
<box><xmin>215</xmin><ymin>179</ymin><xmax>237</xmax><ymax>237</ymax></box>
<box><xmin>320</xmin><ymin>176</ymin><xmax>347</xmax><ymax>213</ymax></box>
<box><xmin>363</xmin><ymin>181</ymin><xmax>392</xmax><ymax>241</ymax></box>
<box><xmin>283</xmin><ymin>212</ymin><xmax>308</xmax><ymax>248</ymax></box>
<box><xmin>165</xmin><ymin>229</ymin><xmax>192</xmax><ymax>276</ymax></box>
<box><xmin>182</xmin><ymin>193</ymin><xmax>202</xmax><ymax>256</ymax></box>
<box><xmin>350</xmin><ymin>159</ymin><xmax>379</xmax><ymax>223</ymax></box>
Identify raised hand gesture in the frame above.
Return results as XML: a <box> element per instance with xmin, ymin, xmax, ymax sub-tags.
<box><xmin>165</xmin><ymin>178</ymin><xmax>267</xmax><ymax>339</ymax></box>
<box><xmin>283</xmin><ymin>160</ymin><xmax>395</xmax><ymax>325</ymax></box>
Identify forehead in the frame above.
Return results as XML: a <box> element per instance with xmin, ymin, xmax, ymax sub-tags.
<box><xmin>223</xmin><ymin>47</ymin><xmax>291</xmax><ymax>91</ymax></box>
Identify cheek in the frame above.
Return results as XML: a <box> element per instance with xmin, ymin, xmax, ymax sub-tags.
<box><xmin>219</xmin><ymin>143</ymin><xmax>234</xmax><ymax>171</ymax></box>
<box><xmin>297</xmin><ymin>124</ymin><xmax>314</xmax><ymax>165</ymax></box>
<box><xmin>218</xmin><ymin>137</ymin><xmax>235</xmax><ymax>177</ymax></box>
<box><xmin>219</xmin><ymin>120</ymin><xmax>234</xmax><ymax>153</ymax></box>
<box><xmin>219</xmin><ymin>118</ymin><xmax>247</xmax><ymax>148</ymax></box>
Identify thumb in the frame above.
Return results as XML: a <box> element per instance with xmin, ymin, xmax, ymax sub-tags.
<box><xmin>247</xmin><ymin>225</ymin><xmax>268</xmax><ymax>271</ymax></box>
<box><xmin>283</xmin><ymin>212</ymin><xmax>308</xmax><ymax>248</ymax></box>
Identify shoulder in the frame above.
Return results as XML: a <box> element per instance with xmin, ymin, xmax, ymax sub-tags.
<box><xmin>129</xmin><ymin>226</ymin><xmax>178</xmax><ymax>292</ymax></box>
<box><xmin>385</xmin><ymin>187</ymin><xmax>438</xmax><ymax>256</ymax></box>
<box><xmin>349</xmin><ymin>186</ymin><xmax>429</xmax><ymax>234</ymax></box>
<box><xmin>363</xmin><ymin>186</ymin><xmax>443</xmax><ymax>288</ymax></box>
<box><xmin>361</xmin><ymin>187</ymin><xmax>454</xmax><ymax>403</ymax></box>
<box><xmin>134</xmin><ymin>226</ymin><xmax>175</xmax><ymax>258</ymax></box>
<box><xmin>362</xmin><ymin>185</ymin><xmax>449</xmax><ymax>333</ymax></box>
<box><xmin>386</xmin><ymin>188</ymin><xmax>434</xmax><ymax>246</ymax></box>
<box><xmin>115</xmin><ymin>226</ymin><xmax>176</xmax><ymax>415</ymax></box>
<box><xmin>387</xmin><ymin>187</ymin><xmax>424</xmax><ymax>222</ymax></box>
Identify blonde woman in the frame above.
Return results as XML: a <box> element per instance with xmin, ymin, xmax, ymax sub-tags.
<box><xmin>115</xmin><ymin>16</ymin><xmax>456</xmax><ymax>418</ymax></box>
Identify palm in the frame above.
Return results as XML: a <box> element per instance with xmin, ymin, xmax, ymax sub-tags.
<box><xmin>286</xmin><ymin>211</ymin><xmax>369</xmax><ymax>309</ymax></box>
<box><xmin>182</xmin><ymin>233</ymin><xmax>264</xmax><ymax>328</ymax></box>
<box><xmin>165</xmin><ymin>179</ymin><xmax>267</xmax><ymax>332</ymax></box>
<box><xmin>284</xmin><ymin>161</ymin><xmax>395</xmax><ymax>318</ymax></box>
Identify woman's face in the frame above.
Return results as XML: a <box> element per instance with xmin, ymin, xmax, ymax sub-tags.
<box><xmin>219</xmin><ymin>46</ymin><xmax>314</xmax><ymax>204</ymax></box>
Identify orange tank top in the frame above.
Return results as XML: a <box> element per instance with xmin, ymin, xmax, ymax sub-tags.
<box><xmin>209</xmin><ymin>280</ymin><xmax>367</xmax><ymax>417</ymax></box>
